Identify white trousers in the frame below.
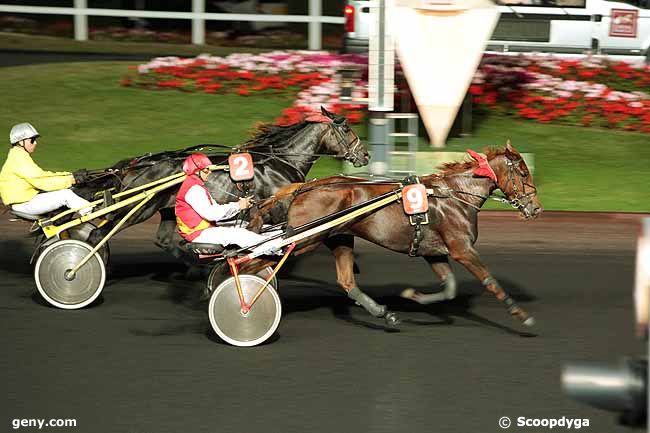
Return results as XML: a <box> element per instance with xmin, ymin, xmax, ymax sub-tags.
<box><xmin>193</xmin><ymin>226</ymin><xmax>274</xmax><ymax>249</ymax></box>
<box><xmin>12</xmin><ymin>189</ymin><xmax>92</xmax><ymax>216</ymax></box>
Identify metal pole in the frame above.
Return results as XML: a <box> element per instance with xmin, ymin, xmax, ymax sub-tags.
<box><xmin>308</xmin><ymin>0</ymin><xmax>322</xmax><ymax>50</ymax></box>
<box><xmin>368</xmin><ymin>0</ymin><xmax>393</xmax><ymax>175</ymax></box>
<box><xmin>377</xmin><ymin>0</ymin><xmax>385</xmax><ymax>109</ymax></box>
<box><xmin>192</xmin><ymin>0</ymin><xmax>205</xmax><ymax>45</ymax></box>
<box><xmin>369</xmin><ymin>113</ymin><xmax>389</xmax><ymax>174</ymax></box>
<box><xmin>73</xmin><ymin>0</ymin><xmax>87</xmax><ymax>41</ymax></box>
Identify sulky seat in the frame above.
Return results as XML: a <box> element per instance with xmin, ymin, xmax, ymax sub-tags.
<box><xmin>185</xmin><ymin>242</ymin><xmax>226</xmax><ymax>256</ymax></box>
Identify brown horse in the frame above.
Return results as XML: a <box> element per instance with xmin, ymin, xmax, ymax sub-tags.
<box><xmin>243</xmin><ymin>141</ymin><xmax>542</xmax><ymax>327</ymax></box>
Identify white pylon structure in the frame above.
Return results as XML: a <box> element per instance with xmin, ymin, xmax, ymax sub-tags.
<box><xmin>391</xmin><ymin>0</ymin><xmax>500</xmax><ymax>147</ymax></box>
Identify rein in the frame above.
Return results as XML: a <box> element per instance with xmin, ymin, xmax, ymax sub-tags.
<box><xmin>235</xmin><ymin>122</ymin><xmax>364</xmax><ymax>178</ymax></box>
<box><xmin>242</xmin><ymin>149</ymin><xmax>316</xmax><ymax>179</ymax></box>
<box><xmin>282</xmin><ymin>156</ymin><xmax>537</xmax><ymax>215</ymax></box>
<box><xmin>119</xmin><ymin>118</ymin><xmax>364</xmax><ymax>186</ymax></box>
<box><xmin>431</xmin><ymin>185</ymin><xmax>485</xmax><ymax>211</ymax></box>
<box><xmin>239</xmin><ymin>122</ymin><xmax>363</xmax><ymax>163</ymax></box>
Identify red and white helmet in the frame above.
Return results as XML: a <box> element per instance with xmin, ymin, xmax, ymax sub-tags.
<box><xmin>182</xmin><ymin>153</ymin><xmax>212</xmax><ymax>176</ymax></box>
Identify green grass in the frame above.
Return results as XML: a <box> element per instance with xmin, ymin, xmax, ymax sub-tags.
<box><xmin>352</xmin><ymin>116</ymin><xmax>650</xmax><ymax>212</ymax></box>
<box><xmin>0</xmin><ymin>61</ymin><xmax>648</xmax><ymax>212</ymax></box>
<box><xmin>0</xmin><ymin>62</ymin><xmax>293</xmax><ymax>169</ymax></box>
<box><xmin>445</xmin><ymin>116</ymin><xmax>650</xmax><ymax>212</ymax></box>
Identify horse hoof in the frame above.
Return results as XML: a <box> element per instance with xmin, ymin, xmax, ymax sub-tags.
<box><xmin>523</xmin><ymin>317</ymin><xmax>535</xmax><ymax>327</ymax></box>
<box><xmin>384</xmin><ymin>312</ymin><xmax>400</xmax><ymax>327</ymax></box>
<box><xmin>400</xmin><ymin>288</ymin><xmax>416</xmax><ymax>300</ymax></box>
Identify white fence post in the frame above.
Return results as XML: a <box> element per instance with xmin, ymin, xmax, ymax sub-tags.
<box><xmin>73</xmin><ymin>0</ymin><xmax>87</xmax><ymax>41</ymax></box>
<box><xmin>192</xmin><ymin>0</ymin><xmax>205</xmax><ymax>45</ymax></box>
<box><xmin>308</xmin><ymin>0</ymin><xmax>322</xmax><ymax>50</ymax></box>
<box><xmin>0</xmin><ymin>4</ymin><xmax>345</xmax><ymax>44</ymax></box>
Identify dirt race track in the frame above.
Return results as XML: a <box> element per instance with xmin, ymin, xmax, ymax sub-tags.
<box><xmin>0</xmin><ymin>211</ymin><xmax>647</xmax><ymax>433</ymax></box>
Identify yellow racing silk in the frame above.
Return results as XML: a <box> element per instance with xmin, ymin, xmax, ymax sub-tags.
<box><xmin>0</xmin><ymin>146</ymin><xmax>72</xmax><ymax>205</ymax></box>
<box><xmin>175</xmin><ymin>217</ymin><xmax>212</xmax><ymax>238</ymax></box>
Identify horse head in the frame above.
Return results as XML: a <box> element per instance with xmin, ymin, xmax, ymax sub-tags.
<box><xmin>489</xmin><ymin>140</ymin><xmax>543</xmax><ymax>220</ymax></box>
<box><xmin>311</xmin><ymin>106</ymin><xmax>369</xmax><ymax>168</ymax></box>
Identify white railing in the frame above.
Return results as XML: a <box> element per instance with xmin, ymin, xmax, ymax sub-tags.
<box><xmin>0</xmin><ymin>0</ymin><xmax>345</xmax><ymax>50</ymax></box>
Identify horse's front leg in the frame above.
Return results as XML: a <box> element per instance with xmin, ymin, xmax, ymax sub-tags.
<box><xmin>332</xmin><ymin>244</ymin><xmax>399</xmax><ymax>326</ymax></box>
<box><xmin>447</xmin><ymin>241</ymin><xmax>534</xmax><ymax>326</ymax></box>
<box><xmin>154</xmin><ymin>208</ymin><xmax>176</xmax><ymax>251</ymax></box>
<box><xmin>401</xmin><ymin>255</ymin><xmax>457</xmax><ymax>304</ymax></box>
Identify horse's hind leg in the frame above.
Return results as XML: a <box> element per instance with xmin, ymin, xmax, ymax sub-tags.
<box><xmin>332</xmin><ymin>244</ymin><xmax>399</xmax><ymax>326</ymax></box>
<box><xmin>401</xmin><ymin>255</ymin><xmax>457</xmax><ymax>304</ymax></box>
<box><xmin>447</xmin><ymin>241</ymin><xmax>534</xmax><ymax>327</ymax></box>
<box><xmin>325</xmin><ymin>235</ymin><xmax>361</xmax><ymax>274</ymax></box>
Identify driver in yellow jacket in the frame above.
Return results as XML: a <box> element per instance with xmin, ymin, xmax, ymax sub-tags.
<box><xmin>0</xmin><ymin>123</ymin><xmax>92</xmax><ymax>216</ymax></box>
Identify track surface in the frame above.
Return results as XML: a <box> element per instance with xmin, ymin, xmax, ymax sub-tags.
<box><xmin>1</xmin><ymin>211</ymin><xmax>647</xmax><ymax>433</ymax></box>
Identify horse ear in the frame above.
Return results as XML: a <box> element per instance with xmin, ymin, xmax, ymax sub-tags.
<box><xmin>321</xmin><ymin>106</ymin><xmax>332</xmax><ymax>118</ymax></box>
<box><xmin>505</xmin><ymin>139</ymin><xmax>516</xmax><ymax>159</ymax></box>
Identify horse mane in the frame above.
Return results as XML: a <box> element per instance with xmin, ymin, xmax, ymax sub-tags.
<box><xmin>240</xmin><ymin>120</ymin><xmax>311</xmax><ymax>151</ymax></box>
<box><xmin>436</xmin><ymin>147</ymin><xmax>510</xmax><ymax>176</ymax></box>
<box><xmin>114</xmin><ymin>146</ymin><xmax>231</xmax><ymax>170</ymax></box>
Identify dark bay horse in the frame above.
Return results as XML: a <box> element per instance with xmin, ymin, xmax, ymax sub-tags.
<box><xmin>73</xmin><ymin>107</ymin><xmax>369</xmax><ymax>262</ymax></box>
<box><xmin>244</xmin><ymin>141</ymin><xmax>542</xmax><ymax>327</ymax></box>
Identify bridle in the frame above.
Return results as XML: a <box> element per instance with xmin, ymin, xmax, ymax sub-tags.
<box><xmin>244</xmin><ymin>120</ymin><xmax>365</xmax><ymax>177</ymax></box>
<box><xmin>429</xmin><ymin>155</ymin><xmax>538</xmax><ymax>217</ymax></box>
<box><xmin>328</xmin><ymin>121</ymin><xmax>365</xmax><ymax>166</ymax></box>
<box><xmin>494</xmin><ymin>156</ymin><xmax>538</xmax><ymax>219</ymax></box>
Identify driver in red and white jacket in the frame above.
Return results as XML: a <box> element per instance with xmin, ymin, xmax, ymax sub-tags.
<box><xmin>175</xmin><ymin>153</ymin><xmax>271</xmax><ymax>249</ymax></box>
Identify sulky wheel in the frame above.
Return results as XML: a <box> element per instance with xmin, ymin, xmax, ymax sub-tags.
<box><xmin>34</xmin><ymin>239</ymin><xmax>106</xmax><ymax>309</ymax></box>
<box><xmin>208</xmin><ymin>274</ymin><xmax>281</xmax><ymax>347</ymax></box>
<box><xmin>256</xmin><ymin>266</ymin><xmax>279</xmax><ymax>291</ymax></box>
<box><xmin>207</xmin><ymin>265</ymin><xmax>278</xmax><ymax>296</ymax></box>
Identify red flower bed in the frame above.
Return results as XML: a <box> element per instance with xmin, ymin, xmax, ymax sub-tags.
<box><xmin>538</xmin><ymin>59</ymin><xmax>650</xmax><ymax>94</ymax></box>
<box><xmin>124</xmin><ymin>53</ymin><xmax>368</xmax><ymax>126</ymax></box>
<box><xmin>471</xmin><ymin>54</ymin><xmax>650</xmax><ymax>132</ymax></box>
<box><xmin>126</xmin><ymin>63</ymin><xmax>330</xmax><ymax>96</ymax></box>
<box><xmin>275</xmin><ymin>103</ymin><xmax>366</xmax><ymax>126</ymax></box>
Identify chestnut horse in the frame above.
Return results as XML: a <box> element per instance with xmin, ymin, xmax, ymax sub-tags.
<box><xmin>244</xmin><ymin>141</ymin><xmax>542</xmax><ymax>327</ymax></box>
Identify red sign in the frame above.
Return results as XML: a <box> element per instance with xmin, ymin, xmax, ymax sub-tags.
<box><xmin>609</xmin><ymin>9</ymin><xmax>638</xmax><ymax>38</ymax></box>
<box><xmin>402</xmin><ymin>184</ymin><xmax>429</xmax><ymax>215</ymax></box>
<box><xmin>228</xmin><ymin>153</ymin><xmax>254</xmax><ymax>182</ymax></box>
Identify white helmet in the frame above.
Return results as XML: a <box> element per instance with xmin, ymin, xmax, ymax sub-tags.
<box><xmin>10</xmin><ymin>122</ymin><xmax>39</xmax><ymax>145</ymax></box>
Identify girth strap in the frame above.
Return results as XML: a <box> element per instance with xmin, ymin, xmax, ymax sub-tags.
<box><xmin>400</xmin><ymin>175</ymin><xmax>430</xmax><ymax>257</ymax></box>
<box><xmin>408</xmin><ymin>212</ymin><xmax>429</xmax><ymax>257</ymax></box>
